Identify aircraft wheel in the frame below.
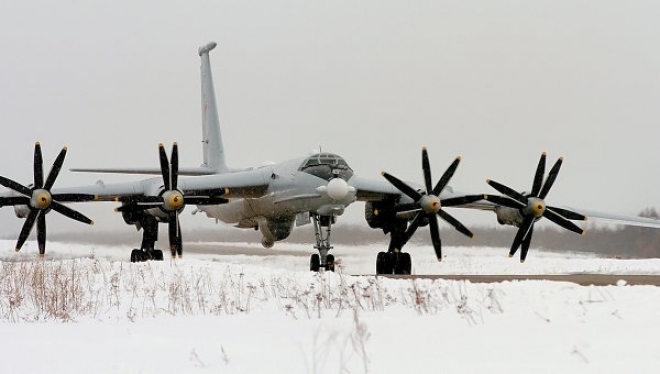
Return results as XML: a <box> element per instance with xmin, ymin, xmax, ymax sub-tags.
<box><xmin>395</xmin><ymin>252</ymin><xmax>412</xmax><ymax>275</ymax></box>
<box><xmin>384</xmin><ymin>253</ymin><xmax>396</xmax><ymax>274</ymax></box>
<box><xmin>310</xmin><ymin>254</ymin><xmax>320</xmax><ymax>272</ymax></box>
<box><xmin>376</xmin><ymin>252</ymin><xmax>387</xmax><ymax>274</ymax></box>
<box><xmin>130</xmin><ymin>249</ymin><xmax>144</xmax><ymax>263</ymax></box>
<box><xmin>326</xmin><ymin>254</ymin><xmax>335</xmax><ymax>272</ymax></box>
<box><xmin>152</xmin><ymin>249</ymin><xmax>164</xmax><ymax>261</ymax></box>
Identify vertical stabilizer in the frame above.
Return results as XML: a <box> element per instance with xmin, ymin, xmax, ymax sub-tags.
<box><xmin>198</xmin><ymin>42</ymin><xmax>228</xmax><ymax>173</ymax></box>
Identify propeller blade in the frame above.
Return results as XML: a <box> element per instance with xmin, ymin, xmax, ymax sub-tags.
<box><xmin>530</xmin><ymin>152</ymin><xmax>546</xmax><ymax>197</ymax></box>
<box><xmin>170</xmin><ymin>143</ymin><xmax>179</xmax><ymax>191</ymax></box>
<box><xmin>539</xmin><ymin>157</ymin><xmax>563</xmax><ymax>199</ymax></box>
<box><xmin>543</xmin><ymin>208</ymin><xmax>585</xmax><ymax>235</ymax></box>
<box><xmin>432</xmin><ymin>156</ymin><xmax>461</xmax><ymax>197</ymax></box>
<box><xmin>422</xmin><ymin>148</ymin><xmax>433</xmax><ymax>193</ymax></box>
<box><xmin>519</xmin><ymin>225</ymin><xmax>534</xmax><ymax>263</ymax></box>
<box><xmin>547</xmin><ymin>206</ymin><xmax>587</xmax><ymax>221</ymax></box>
<box><xmin>34</xmin><ymin>142</ymin><xmax>44</xmax><ymax>189</ymax></box>
<box><xmin>168</xmin><ymin>215</ymin><xmax>182</xmax><ymax>257</ymax></box>
<box><xmin>0</xmin><ymin>196</ymin><xmax>30</xmax><ymax>207</ymax></box>
<box><xmin>50</xmin><ymin>201</ymin><xmax>94</xmax><ymax>225</ymax></box>
<box><xmin>381</xmin><ymin>172</ymin><xmax>422</xmax><ymax>201</ymax></box>
<box><xmin>437</xmin><ymin>209</ymin><xmax>474</xmax><ymax>239</ymax></box>
<box><xmin>486</xmin><ymin>179</ymin><xmax>528</xmax><ymax>204</ymax></box>
<box><xmin>43</xmin><ymin>147</ymin><xmax>67</xmax><ymax>191</ymax></box>
<box><xmin>159</xmin><ymin>143</ymin><xmax>171</xmax><ymax>191</ymax></box>
<box><xmin>0</xmin><ymin>175</ymin><xmax>32</xmax><ymax>196</ymax></box>
<box><xmin>37</xmin><ymin>212</ymin><xmax>46</xmax><ymax>255</ymax></box>
<box><xmin>509</xmin><ymin>216</ymin><xmax>534</xmax><ymax>257</ymax></box>
<box><xmin>483</xmin><ymin>194</ymin><xmax>525</xmax><ymax>209</ymax></box>
<box><xmin>428</xmin><ymin>215</ymin><xmax>442</xmax><ymax>261</ymax></box>
<box><xmin>52</xmin><ymin>193</ymin><xmax>98</xmax><ymax>202</ymax></box>
<box><xmin>16</xmin><ymin>209</ymin><xmax>39</xmax><ymax>251</ymax></box>
<box><xmin>403</xmin><ymin>213</ymin><xmax>423</xmax><ymax>244</ymax></box>
<box><xmin>176</xmin><ymin>223</ymin><xmax>182</xmax><ymax>257</ymax></box>
<box><xmin>441</xmin><ymin>194</ymin><xmax>486</xmax><ymax>207</ymax></box>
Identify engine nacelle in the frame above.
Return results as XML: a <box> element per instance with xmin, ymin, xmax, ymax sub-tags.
<box><xmin>13</xmin><ymin>205</ymin><xmax>30</xmax><ymax>219</ymax></box>
<box><xmin>494</xmin><ymin>206</ymin><xmax>523</xmax><ymax>227</ymax></box>
<box><xmin>121</xmin><ymin>209</ymin><xmax>145</xmax><ymax>226</ymax></box>
<box><xmin>260</xmin><ymin>218</ymin><xmax>295</xmax><ymax>248</ymax></box>
<box><xmin>365</xmin><ymin>200</ymin><xmax>406</xmax><ymax>234</ymax></box>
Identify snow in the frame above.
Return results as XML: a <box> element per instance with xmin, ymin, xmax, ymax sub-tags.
<box><xmin>1</xmin><ymin>239</ymin><xmax>660</xmax><ymax>373</ymax></box>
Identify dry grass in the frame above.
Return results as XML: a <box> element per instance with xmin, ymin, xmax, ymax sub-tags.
<box><xmin>0</xmin><ymin>258</ymin><xmax>503</xmax><ymax>323</ymax></box>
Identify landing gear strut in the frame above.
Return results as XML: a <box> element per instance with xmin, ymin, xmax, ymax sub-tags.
<box><xmin>130</xmin><ymin>216</ymin><xmax>164</xmax><ymax>263</ymax></box>
<box><xmin>310</xmin><ymin>213</ymin><xmax>335</xmax><ymax>272</ymax></box>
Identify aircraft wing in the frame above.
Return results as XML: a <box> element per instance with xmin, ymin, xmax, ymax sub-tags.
<box><xmin>558</xmin><ymin>206</ymin><xmax>660</xmax><ymax>229</ymax></box>
<box><xmin>349</xmin><ymin>174</ymin><xmax>495</xmax><ymax>209</ymax></box>
<box><xmin>70</xmin><ymin>166</ymin><xmax>217</xmax><ymax>176</ymax></box>
<box><xmin>36</xmin><ymin>169</ymin><xmax>270</xmax><ymax>202</ymax></box>
<box><xmin>348</xmin><ymin>173</ymin><xmax>660</xmax><ymax>229</ymax></box>
<box><xmin>348</xmin><ymin>175</ymin><xmax>403</xmax><ymax>201</ymax></box>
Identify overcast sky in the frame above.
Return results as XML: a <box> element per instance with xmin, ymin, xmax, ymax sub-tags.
<box><xmin>1</xmin><ymin>1</ymin><xmax>659</xmax><ymax>237</ymax></box>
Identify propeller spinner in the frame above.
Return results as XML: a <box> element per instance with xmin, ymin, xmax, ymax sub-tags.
<box><xmin>485</xmin><ymin>152</ymin><xmax>587</xmax><ymax>262</ymax></box>
<box><xmin>382</xmin><ymin>148</ymin><xmax>485</xmax><ymax>261</ymax></box>
<box><xmin>0</xmin><ymin>143</ymin><xmax>96</xmax><ymax>255</ymax></box>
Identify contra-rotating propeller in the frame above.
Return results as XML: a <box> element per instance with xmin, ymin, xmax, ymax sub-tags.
<box><xmin>0</xmin><ymin>142</ymin><xmax>96</xmax><ymax>255</ymax></box>
<box><xmin>115</xmin><ymin>143</ymin><xmax>226</xmax><ymax>258</ymax></box>
<box><xmin>381</xmin><ymin>148</ymin><xmax>485</xmax><ymax>261</ymax></box>
<box><xmin>485</xmin><ymin>152</ymin><xmax>587</xmax><ymax>262</ymax></box>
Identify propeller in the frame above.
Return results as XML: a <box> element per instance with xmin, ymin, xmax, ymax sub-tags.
<box><xmin>485</xmin><ymin>152</ymin><xmax>587</xmax><ymax>262</ymax></box>
<box><xmin>381</xmin><ymin>148</ymin><xmax>485</xmax><ymax>261</ymax></box>
<box><xmin>0</xmin><ymin>142</ymin><xmax>96</xmax><ymax>255</ymax></box>
<box><xmin>116</xmin><ymin>143</ymin><xmax>227</xmax><ymax>258</ymax></box>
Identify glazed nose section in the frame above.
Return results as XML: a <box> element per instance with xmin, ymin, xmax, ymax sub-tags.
<box><xmin>318</xmin><ymin>178</ymin><xmax>356</xmax><ymax>201</ymax></box>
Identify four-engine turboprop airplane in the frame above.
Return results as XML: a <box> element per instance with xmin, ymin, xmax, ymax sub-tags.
<box><xmin>2</xmin><ymin>41</ymin><xmax>660</xmax><ymax>274</ymax></box>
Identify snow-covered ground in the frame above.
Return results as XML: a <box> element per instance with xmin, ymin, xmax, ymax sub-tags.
<box><xmin>1</xmin><ymin>239</ymin><xmax>660</xmax><ymax>373</ymax></box>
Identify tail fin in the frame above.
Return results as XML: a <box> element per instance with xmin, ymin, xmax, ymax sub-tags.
<box><xmin>199</xmin><ymin>42</ymin><xmax>228</xmax><ymax>174</ymax></box>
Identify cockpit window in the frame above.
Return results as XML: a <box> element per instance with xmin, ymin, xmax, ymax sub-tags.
<box><xmin>299</xmin><ymin>153</ymin><xmax>354</xmax><ymax>181</ymax></box>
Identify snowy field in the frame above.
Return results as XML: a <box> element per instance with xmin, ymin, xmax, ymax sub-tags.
<box><xmin>1</xmin><ymin>239</ymin><xmax>660</xmax><ymax>373</ymax></box>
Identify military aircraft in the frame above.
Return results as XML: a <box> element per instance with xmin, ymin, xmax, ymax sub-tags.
<box><xmin>2</xmin><ymin>41</ymin><xmax>660</xmax><ymax>274</ymax></box>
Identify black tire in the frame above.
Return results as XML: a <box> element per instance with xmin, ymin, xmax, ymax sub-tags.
<box><xmin>396</xmin><ymin>252</ymin><xmax>412</xmax><ymax>275</ymax></box>
<box><xmin>384</xmin><ymin>252</ymin><xmax>396</xmax><ymax>274</ymax></box>
<box><xmin>326</xmin><ymin>254</ymin><xmax>335</xmax><ymax>272</ymax></box>
<box><xmin>376</xmin><ymin>252</ymin><xmax>387</xmax><ymax>274</ymax></box>
<box><xmin>130</xmin><ymin>249</ymin><xmax>143</xmax><ymax>263</ymax></box>
<box><xmin>152</xmin><ymin>249</ymin><xmax>164</xmax><ymax>261</ymax></box>
<box><xmin>310</xmin><ymin>254</ymin><xmax>320</xmax><ymax>272</ymax></box>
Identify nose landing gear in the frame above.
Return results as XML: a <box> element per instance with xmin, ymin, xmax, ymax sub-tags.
<box><xmin>309</xmin><ymin>213</ymin><xmax>336</xmax><ymax>272</ymax></box>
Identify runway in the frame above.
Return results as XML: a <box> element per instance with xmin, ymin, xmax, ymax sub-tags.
<box><xmin>182</xmin><ymin>242</ymin><xmax>660</xmax><ymax>286</ymax></box>
<box><xmin>378</xmin><ymin>274</ymin><xmax>660</xmax><ymax>286</ymax></box>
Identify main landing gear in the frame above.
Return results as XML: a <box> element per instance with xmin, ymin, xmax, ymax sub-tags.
<box><xmin>130</xmin><ymin>216</ymin><xmax>165</xmax><ymax>263</ymax></box>
<box><xmin>376</xmin><ymin>227</ymin><xmax>412</xmax><ymax>275</ymax></box>
<box><xmin>309</xmin><ymin>213</ymin><xmax>335</xmax><ymax>272</ymax></box>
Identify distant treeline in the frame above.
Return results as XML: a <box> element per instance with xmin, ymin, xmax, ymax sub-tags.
<box><xmin>41</xmin><ymin>208</ymin><xmax>660</xmax><ymax>259</ymax></box>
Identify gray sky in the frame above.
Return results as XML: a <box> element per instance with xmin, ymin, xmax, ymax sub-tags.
<box><xmin>1</xmin><ymin>1</ymin><xmax>659</xmax><ymax>236</ymax></box>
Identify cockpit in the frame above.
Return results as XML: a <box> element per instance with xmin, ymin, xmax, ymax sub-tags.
<box><xmin>299</xmin><ymin>153</ymin><xmax>354</xmax><ymax>181</ymax></box>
